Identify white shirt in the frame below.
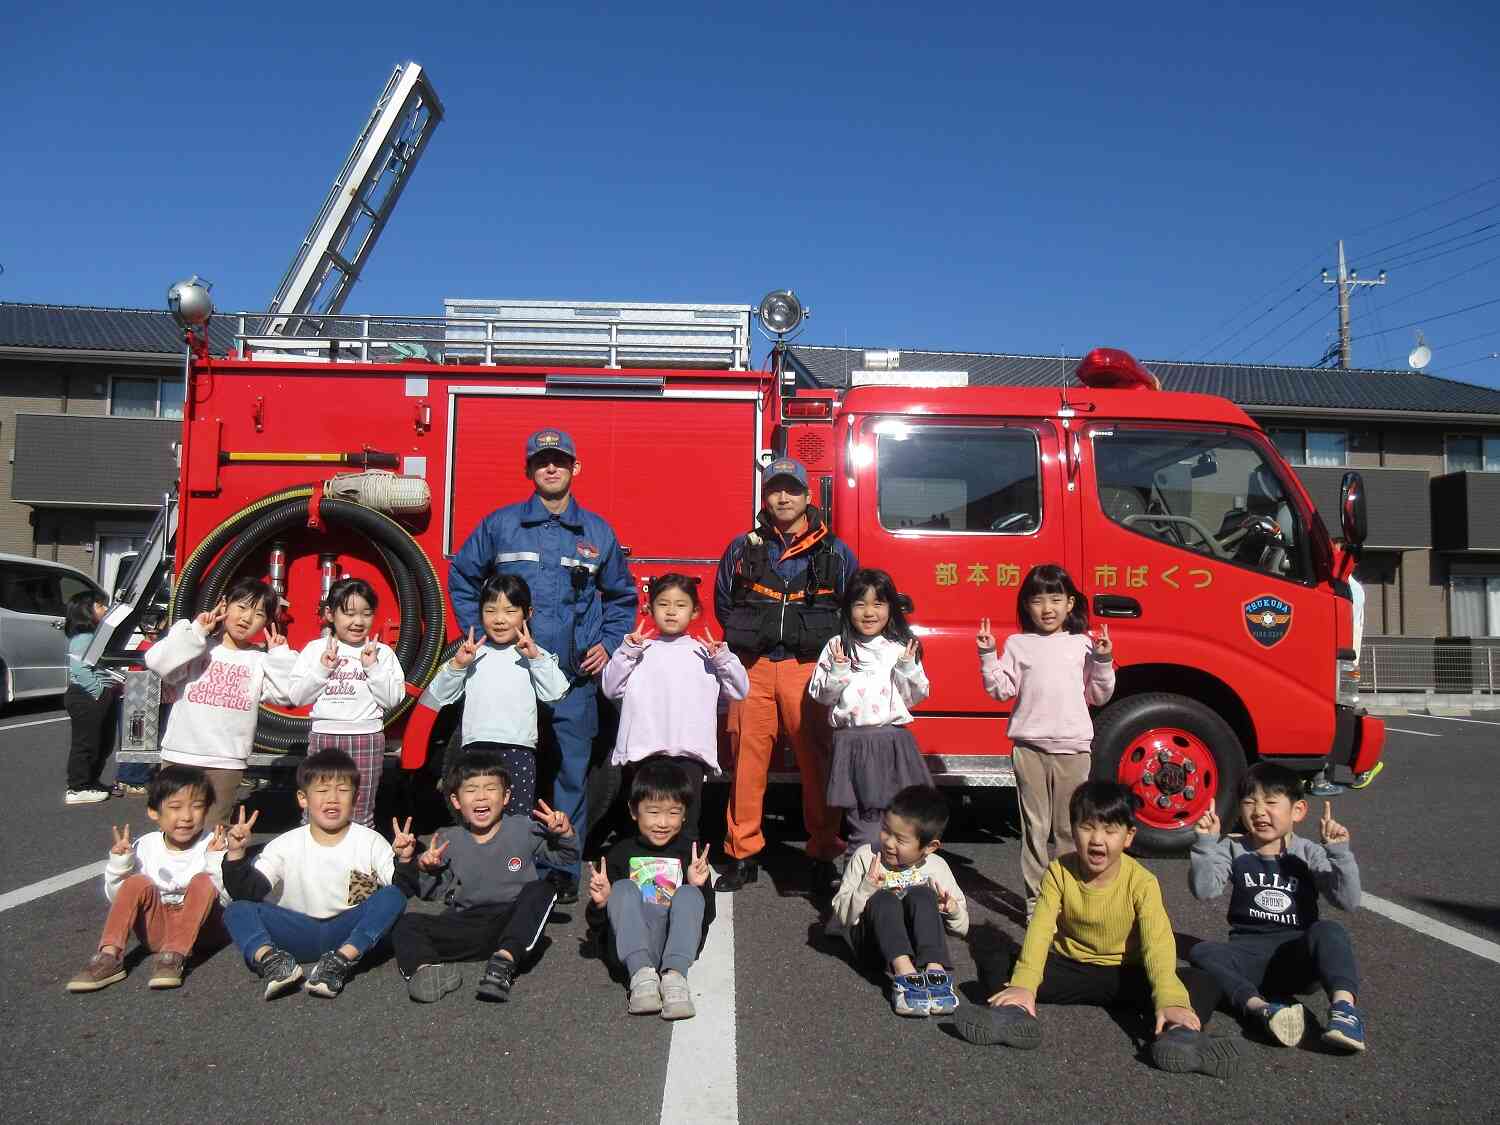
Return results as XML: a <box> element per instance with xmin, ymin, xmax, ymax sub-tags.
<box><xmin>807</xmin><ymin>634</ymin><xmax>930</xmax><ymax>728</ymax></box>
<box><xmin>291</xmin><ymin>637</ymin><xmax>405</xmax><ymax>734</ymax></box>
<box><xmin>249</xmin><ymin>824</ymin><xmax>395</xmax><ymax>919</ymax></box>
<box><xmin>420</xmin><ymin>643</ymin><xmax>570</xmax><ymax>749</ymax></box>
<box><xmin>104</xmin><ymin>829</ymin><xmax>228</xmax><ymax>906</ymax></box>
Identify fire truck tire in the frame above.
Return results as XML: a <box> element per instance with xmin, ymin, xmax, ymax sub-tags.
<box><xmin>169</xmin><ymin>489</ymin><xmax>447</xmax><ymax>753</ymax></box>
<box><xmin>1089</xmin><ymin>692</ymin><xmax>1246</xmax><ymax>854</ymax></box>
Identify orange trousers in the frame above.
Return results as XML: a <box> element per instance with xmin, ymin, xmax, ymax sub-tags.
<box><xmin>99</xmin><ymin>873</ymin><xmax>225</xmax><ymax>956</ymax></box>
<box><xmin>723</xmin><ymin>656</ymin><xmax>844</xmax><ymax>861</ymax></box>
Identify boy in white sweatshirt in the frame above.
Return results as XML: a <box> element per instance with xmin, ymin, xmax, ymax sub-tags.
<box><xmin>66</xmin><ymin>765</ymin><xmax>230</xmax><ymax>992</ymax></box>
<box><xmin>145</xmin><ymin>578</ymin><xmax>298</xmax><ymax>825</ymax></box>
<box><xmin>290</xmin><ymin>578</ymin><xmax>405</xmax><ymax>827</ymax></box>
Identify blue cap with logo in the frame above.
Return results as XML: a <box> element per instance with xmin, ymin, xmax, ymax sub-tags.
<box><xmin>761</xmin><ymin>456</ymin><xmax>809</xmax><ymax>490</ymax></box>
<box><xmin>525</xmin><ymin>428</ymin><xmax>577</xmax><ymax>461</ymax></box>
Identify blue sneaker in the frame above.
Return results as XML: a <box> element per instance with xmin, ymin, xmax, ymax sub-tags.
<box><xmin>890</xmin><ymin>972</ymin><xmax>930</xmax><ymax>1017</ymax></box>
<box><xmin>925</xmin><ymin>970</ymin><xmax>959</xmax><ymax>1015</ymax></box>
<box><xmin>1260</xmin><ymin>1001</ymin><xmax>1305</xmax><ymax>1046</ymax></box>
<box><xmin>1322</xmin><ymin>1000</ymin><xmax>1366</xmax><ymax>1052</ymax></box>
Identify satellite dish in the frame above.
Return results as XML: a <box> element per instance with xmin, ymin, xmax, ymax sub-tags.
<box><xmin>1408</xmin><ymin>331</ymin><xmax>1431</xmax><ymax>370</ymax></box>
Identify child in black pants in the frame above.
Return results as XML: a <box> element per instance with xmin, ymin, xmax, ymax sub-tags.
<box><xmin>391</xmin><ymin>751</ymin><xmax>578</xmax><ymax>1003</ymax></box>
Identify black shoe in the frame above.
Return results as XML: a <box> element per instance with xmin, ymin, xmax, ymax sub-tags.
<box><xmin>253</xmin><ymin>947</ymin><xmax>304</xmax><ymax>1000</ymax></box>
<box><xmin>476</xmin><ymin>954</ymin><xmax>518</xmax><ymax>1002</ymax></box>
<box><xmin>304</xmin><ymin>950</ymin><xmax>355</xmax><ymax>998</ymax></box>
<box><xmin>714</xmin><ymin>857</ymin><xmax>759</xmax><ymax>892</ymax></box>
<box><xmin>810</xmin><ymin>859</ymin><xmax>839</xmax><ymax>892</ymax></box>
<box><xmin>547</xmin><ymin>871</ymin><xmax>579</xmax><ymax>906</ymax></box>
<box><xmin>1151</xmin><ymin>1026</ymin><xmax>1242</xmax><ymax>1078</ymax></box>
<box><xmin>955</xmin><ymin>1004</ymin><xmax>1043</xmax><ymax>1049</ymax></box>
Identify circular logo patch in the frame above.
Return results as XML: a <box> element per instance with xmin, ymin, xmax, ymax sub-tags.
<box><xmin>1254</xmin><ymin>888</ymin><xmax>1292</xmax><ymax>913</ymax></box>
<box><xmin>507</xmin><ymin>856</ymin><xmax>522</xmax><ymax>872</ymax></box>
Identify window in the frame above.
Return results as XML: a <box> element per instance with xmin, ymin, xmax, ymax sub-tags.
<box><xmin>1450</xmin><ymin>577</ymin><xmax>1500</xmax><ymax>636</ymax></box>
<box><xmin>1445</xmin><ymin>434</ymin><xmax>1500</xmax><ymax>473</ymax></box>
<box><xmin>1093</xmin><ymin>427</ymin><xmax>1307</xmax><ymax>580</ymax></box>
<box><xmin>110</xmin><ymin>376</ymin><xmax>185</xmax><ymax>419</ymax></box>
<box><xmin>0</xmin><ymin>563</ymin><xmax>64</xmax><ymax>616</ymax></box>
<box><xmin>1267</xmin><ymin>428</ymin><xmax>1346</xmax><ymax>467</ymax></box>
<box><xmin>876</xmin><ymin>425</ymin><xmax>1040</xmax><ymax>533</ymax></box>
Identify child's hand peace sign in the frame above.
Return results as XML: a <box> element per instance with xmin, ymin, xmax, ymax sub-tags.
<box><xmin>1194</xmin><ymin>807</ymin><xmax>1221</xmax><ymax>838</ymax></box>
<box><xmin>320</xmin><ymin>632</ymin><xmax>340</xmax><ymax>670</ymax></box>
<box><xmin>865</xmin><ymin>853</ymin><xmax>885</xmax><ymax>888</ymax></box>
<box><xmin>1320</xmin><ymin>801</ymin><xmax>1351</xmax><ymax>846</ymax></box>
<box><xmin>361</xmin><ymin>640</ymin><xmax>379</xmax><ymax>668</ymax></box>
<box><xmin>936</xmin><ymin>884</ymin><xmax>958</xmax><ymax>916</ymax></box>
<box><xmin>207</xmin><ymin>824</ymin><xmax>229</xmax><ymax>852</ymax></box>
<box><xmin>195</xmin><ymin>599</ymin><xmax>228</xmax><ymax>633</ymax></box>
<box><xmin>829</xmin><ymin>637</ymin><xmax>849</xmax><ymax>666</ymax></box>
<box><xmin>624</xmin><ymin>616</ymin><xmax>654</xmax><ymax>648</ymax></box>
<box><xmin>264</xmin><ymin>621</ymin><xmax>287</xmax><ymax>649</ymax></box>
<box><xmin>516</xmin><ymin>618</ymin><xmax>541</xmax><ymax>660</ymax></box>
<box><xmin>587</xmin><ymin>859</ymin><xmax>611</xmax><ymax>906</ymax></box>
<box><xmin>452</xmin><ymin>627</ymin><xmax>481</xmax><ymax>669</ymax></box>
<box><xmin>391</xmin><ymin>816</ymin><xmax>417</xmax><ymax>862</ymax></box>
<box><xmin>976</xmin><ymin>617</ymin><xmax>996</xmax><ymax>654</ymax></box>
<box><xmin>900</xmin><ymin>639</ymin><xmax>919</xmax><ymax>665</ymax></box>
<box><xmin>532</xmin><ymin>799</ymin><xmax>572</xmax><ymax>837</ymax></box>
<box><xmin>419</xmin><ymin>832</ymin><xmax>450</xmax><ymax>870</ymax></box>
<box><xmin>1093</xmin><ymin>622</ymin><xmax>1113</xmax><ymax>659</ymax></box>
<box><xmin>110</xmin><ymin>824</ymin><xmax>133</xmax><ymax>856</ymax></box>
<box><xmin>696</xmin><ymin>627</ymin><xmax>724</xmax><ymax>658</ymax></box>
<box><xmin>687</xmin><ymin>841</ymin><xmax>712</xmax><ymax>887</ymax></box>
<box><xmin>226</xmin><ymin>806</ymin><xmax>258</xmax><ymax>857</ymax></box>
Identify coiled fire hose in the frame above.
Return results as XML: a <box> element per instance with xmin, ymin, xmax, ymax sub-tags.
<box><xmin>168</xmin><ymin>485</ymin><xmax>447</xmax><ymax>752</ymax></box>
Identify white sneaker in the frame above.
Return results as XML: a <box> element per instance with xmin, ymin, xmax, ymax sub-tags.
<box><xmin>65</xmin><ymin>789</ymin><xmax>109</xmax><ymax>805</ymax></box>
<box><xmin>628</xmin><ymin>967</ymin><xmax>662</xmax><ymax>1014</ymax></box>
<box><xmin>659</xmin><ymin>970</ymin><xmax>696</xmax><ymax>1021</ymax></box>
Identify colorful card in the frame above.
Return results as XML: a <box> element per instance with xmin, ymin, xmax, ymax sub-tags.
<box><xmin>881</xmin><ymin>862</ymin><xmax>930</xmax><ymax>894</ymax></box>
<box><xmin>629</xmin><ymin>856</ymin><xmax>683</xmax><ymax>905</ymax></box>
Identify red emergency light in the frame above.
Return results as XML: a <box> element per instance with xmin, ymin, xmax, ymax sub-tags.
<box><xmin>783</xmin><ymin>399</ymin><xmax>833</xmax><ymax>419</ymax></box>
<box><xmin>1076</xmin><ymin>347</ymin><xmax>1162</xmax><ymax>391</ymax></box>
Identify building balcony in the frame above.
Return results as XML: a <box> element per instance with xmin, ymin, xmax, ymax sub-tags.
<box><xmin>11</xmin><ymin>413</ymin><xmax>177</xmax><ymax>509</ymax></box>
<box><xmin>1431</xmin><ymin>471</ymin><xmax>1500</xmax><ymax>552</ymax></box>
<box><xmin>1294</xmin><ymin>464</ymin><xmax>1432</xmax><ymax>550</ymax></box>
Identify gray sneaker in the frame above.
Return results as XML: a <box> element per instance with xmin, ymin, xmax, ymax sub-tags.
<box><xmin>407</xmin><ymin>963</ymin><xmax>462</xmax><ymax>1003</ymax></box>
<box><xmin>659</xmin><ymin>970</ymin><xmax>696</xmax><ymax>1021</ymax></box>
<box><xmin>628</xmin><ymin>966</ymin><xmax>662</xmax><ymax>1014</ymax></box>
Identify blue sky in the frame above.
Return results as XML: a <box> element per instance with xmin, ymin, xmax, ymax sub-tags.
<box><xmin>6</xmin><ymin>1</ymin><xmax>1499</xmax><ymax>383</ymax></box>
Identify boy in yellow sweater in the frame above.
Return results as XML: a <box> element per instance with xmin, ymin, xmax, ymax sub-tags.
<box><xmin>955</xmin><ymin>782</ymin><xmax>1239</xmax><ymax>1078</ymax></box>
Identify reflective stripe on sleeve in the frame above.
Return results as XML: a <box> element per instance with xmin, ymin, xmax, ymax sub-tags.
<box><xmin>497</xmin><ymin>552</ymin><xmax>541</xmax><ymax>563</ymax></box>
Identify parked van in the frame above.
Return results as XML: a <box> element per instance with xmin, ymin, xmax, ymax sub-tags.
<box><xmin>0</xmin><ymin>553</ymin><xmax>107</xmax><ymax>706</ymax></box>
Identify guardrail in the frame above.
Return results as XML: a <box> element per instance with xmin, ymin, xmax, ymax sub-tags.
<box><xmin>1362</xmin><ymin>638</ymin><xmax>1500</xmax><ymax>694</ymax></box>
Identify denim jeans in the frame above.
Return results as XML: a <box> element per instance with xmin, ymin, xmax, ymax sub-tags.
<box><xmin>224</xmin><ymin>885</ymin><xmax>406</xmax><ymax>965</ymax></box>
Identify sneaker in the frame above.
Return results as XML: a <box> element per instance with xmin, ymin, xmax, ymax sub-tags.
<box><xmin>64</xmin><ymin>788</ymin><xmax>109</xmax><ymax>806</ymax></box>
<box><xmin>628</xmin><ymin>966</ymin><xmax>663</xmax><ymax>1014</ymax></box>
<box><xmin>147</xmin><ymin>951</ymin><xmax>186</xmax><ymax>990</ymax></box>
<box><xmin>475</xmin><ymin>954</ymin><xmax>518</xmax><ymax>1002</ymax></box>
<box><xmin>954</xmin><ymin>1003</ymin><xmax>1043</xmax><ymax>1048</ymax></box>
<box><xmin>546</xmin><ymin>871</ymin><xmax>579</xmax><ymax>906</ymax></box>
<box><xmin>1307</xmin><ymin>776</ymin><xmax>1343</xmax><ymax>797</ymax></box>
<box><xmin>1151</xmin><ymin>1026</ymin><xmax>1242</xmax><ymax>1078</ymax></box>
<box><xmin>408</xmin><ymin>963</ymin><xmax>463</xmax><ymax>1003</ymax></box>
<box><xmin>305</xmin><ymin>950</ymin><xmax>355</xmax><ymax>998</ymax></box>
<box><xmin>1349</xmin><ymin>761</ymin><xmax>1385</xmax><ymax>790</ymax></box>
<box><xmin>659</xmin><ymin>970</ymin><xmax>696</xmax><ymax>1021</ymax></box>
<box><xmin>66</xmin><ymin>950</ymin><xmax>126</xmax><ymax>992</ymax></box>
<box><xmin>890</xmin><ymin>972</ymin><xmax>931</xmax><ymax>1018</ymax></box>
<box><xmin>1260</xmin><ymin>1001</ymin><xmax>1305</xmax><ymax>1046</ymax></box>
<box><xmin>120</xmin><ymin>783</ymin><xmax>150</xmax><ymax>798</ymax></box>
<box><xmin>254</xmin><ymin>947</ymin><xmax>304</xmax><ymax>1000</ymax></box>
<box><xmin>924</xmin><ymin>970</ymin><xmax>960</xmax><ymax>1015</ymax></box>
<box><xmin>1322</xmin><ymin>1000</ymin><xmax>1367</xmax><ymax>1052</ymax></box>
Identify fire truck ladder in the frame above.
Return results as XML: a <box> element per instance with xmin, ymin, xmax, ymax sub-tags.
<box><xmin>260</xmin><ymin>61</ymin><xmax>444</xmax><ymax>337</ymax></box>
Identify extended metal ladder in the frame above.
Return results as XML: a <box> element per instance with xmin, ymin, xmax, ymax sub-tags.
<box><xmin>261</xmin><ymin>62</ymin><xmax>444</xmax><ymax>337</ymax></box>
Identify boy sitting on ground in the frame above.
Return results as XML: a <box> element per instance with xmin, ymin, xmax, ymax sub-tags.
<box><xmin>956</xmin><ymin>781</ymin><xmax>1240</xmax><ymax>1078</ymax></box>
<box><xmin>67</xmin><ymin>765</ymin><xmax>229</xmax><ymax>992</ymax></box>
<box><xmin>389</xmin><ymin>751</ymin><xmax>578</xmax><ymax>1003</ymax></box>
<box><xmin>221</xmin><ymin>750</ymin><xmax>408</xmax><ymax>999</ymax></box>
<box><xmin>1188</xmin><ymin>762</ymin><xmax>1366</xmax><ymax>1052</ymax></box>
<box><xmin>586</xmin><ymin>759</ymin><xmax>716</xmax><ymax>1020</ymax></box>
<box><xmin>829</xmin><ymin>784</ymin><xmax>968</xmax><ymax>1018</ymax></box>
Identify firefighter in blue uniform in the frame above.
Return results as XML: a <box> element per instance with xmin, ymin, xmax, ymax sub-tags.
<box><xmin>449</xmin><ymin>428</ymin><xmax>636</xmax><ymax>902</ymax></box>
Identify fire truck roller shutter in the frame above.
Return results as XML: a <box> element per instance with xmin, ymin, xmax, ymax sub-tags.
<box><xmin>170</xmin><ymin>487</ymin><xmax>447</xmax><ymax>752</ymax></box>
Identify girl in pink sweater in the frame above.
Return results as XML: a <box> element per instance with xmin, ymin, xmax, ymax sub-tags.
<box><xmin>977</xmin><ymin>564</ymin><xmax>1115</xmax><ymax>917</ymax></box>
<box><xmin>602</xmin><ymin>573</ymin><xmax>749</xmax><ymax>842</ymax></box>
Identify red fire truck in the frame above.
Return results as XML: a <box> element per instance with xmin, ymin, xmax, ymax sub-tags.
<box><xmin>103</xmin><ymin>294</ymin><xmax>1382</xmax><ymax>852</ymax></box>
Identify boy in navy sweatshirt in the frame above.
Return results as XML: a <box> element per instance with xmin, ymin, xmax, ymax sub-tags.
<box><xmin>1188</xmin><ymin>762</ymin><xmax>1365</xmax><ymax>1052</ymax></box>
<box><xmin>390</xmin><ymin>750</ymin><xmax>577</xmax><ymax>1003</ymax></box>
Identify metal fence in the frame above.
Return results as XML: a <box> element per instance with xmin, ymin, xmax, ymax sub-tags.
<box><xmin>1362</xmin><ymin>638</ymin><xmax>1500</xmax><ymax>694</ymax></box>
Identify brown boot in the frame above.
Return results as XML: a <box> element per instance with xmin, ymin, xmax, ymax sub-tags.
<box><xmin>147</xmin><ymin>951</ymin><xmax>187</xmax><ymax>989</ymax></box>
<box><xmin>67</xmin><ymin>951</ymin><xmax>126</xmax><ymax>993</ymax></box>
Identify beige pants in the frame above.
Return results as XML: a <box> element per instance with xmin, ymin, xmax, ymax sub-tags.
<box><xmin>201</xmin><ymin>767</ymin><xmax>246</xmax><ymax>827</ymax></box>
<box><xmin>1012</xmin><ymin>744</ymin><xmax>1092</xmax><ymax>912</ymax></box>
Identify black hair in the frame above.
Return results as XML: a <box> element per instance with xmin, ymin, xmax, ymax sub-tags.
<box><xmin>479</xmin><ymin>573</ymin><xmax>533</xmax><ymax>615</ymax></box>
<box><xmin>323</xmin><ymin>577</ymin><xmax>378</xmax><ymax>617</ymax></box>
<box><xmin>629</xmin><ymin>757</ymin><xmax>693</xmax><ymax>810</ymax></box>
<box><xmin>1239</xmin><ymin>761</ymin><xmax>1305</xmax><ymax>804</ymax></box>
<box><xmin>1068</xmin><ymin>781</ymin><xmax>1138</xmax><ymax>829</ymax></box>
<box><xmin>296</xmin><ymin>748</ymin><xmax>361</xmax><ymax>793</ymax></box>
<box><xmin>222</xmin><ymin>576</ymin><xmax>276</xmax><ymax>617</ymax></box>
<box><xmin>886</xmin><ymin>785</ymin><xmax>949</xmax><ymax>846</ymax></box>
<box><xmin>64</xmin><ymin>589</ymin><xmax>107</xmax><ymax>637</ymax></box>
<box><xmin>837</xmin><ymin>568</ymin><xmax>920</xmax><ymax>668</ymax></box>
<box><xmin>442</xmin><ymin>750</ymin><xmax>513</xmax><ymax>800</ymax></box>
<box><xmin>146</xmin><ymin>764</ymin><xmax>211</xmax><ymax>811</ymax></box>
<box><xmin>648</xmin><ymin>572</ymin><xmax>702</xmax><ymax>610</ymax></box>
<box><xmin>1017</xmin><ymin>563</ymin><xmax>1089</xmax><ymax>635</ymax></box>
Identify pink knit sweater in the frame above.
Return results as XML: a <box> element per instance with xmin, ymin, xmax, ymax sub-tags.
<box><xmin>980</xmin><ymin>631</ymin><xmax>1115</xmax><ymax>755</ymax></box>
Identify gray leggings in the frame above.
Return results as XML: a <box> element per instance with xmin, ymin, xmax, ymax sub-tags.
<box><xmin>606</xmin><ymin>881</ymin><xmax>705</xmax><ymax>977</ymax></box>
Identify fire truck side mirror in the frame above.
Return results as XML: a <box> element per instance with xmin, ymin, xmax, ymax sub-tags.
<box><xmin>1340</xmin><ymin>471</ymin><xmax>1367</xmax><ymax>547</ymax></box>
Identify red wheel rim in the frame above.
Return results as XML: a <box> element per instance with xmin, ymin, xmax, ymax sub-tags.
<box><xmin>1114</xmin><ymin>726</ymin><xmax>1216</xmax><ymax>831</ymax></box>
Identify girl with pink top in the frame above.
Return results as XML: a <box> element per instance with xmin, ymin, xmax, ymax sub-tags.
<box><xmin>977</xmin><ymin>564</ymin><xmax>1115</xmax><ymax>917</ymax></box>
<box><xmin>602</xmin><ymin>573</ymin><xmax>749</xmax><ymax>842</ymax></box>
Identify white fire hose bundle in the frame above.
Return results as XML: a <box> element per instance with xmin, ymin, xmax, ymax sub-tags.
<box><xmin>323</xmin><ymin>470</ymin><xmax>431</xmax><ymax>515</ymax></box>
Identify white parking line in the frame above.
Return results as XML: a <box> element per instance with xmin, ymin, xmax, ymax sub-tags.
<box><xmin>1384</xmin><ymin>727</ymin><xmax>1441</xmax><ymax>737</ymax></box>
<box><xmin>0</xmin><ymin>861</ymin><xmax>103</xmax><ymax>914</ymax></box>
<box><xmin>660</xmin><ymin>885</ymin><xmax>737</xmax><ymax>1125</ymax></box>
<box><xmin>0</xmin><ymin>716</ymin><xmax>69</xmax><ymax>735</ymax></box>
<box><xmin>1405</xmin><ymin>714</ymin><xmax>1500</xmax><ymax>726</ymax></box>
<box><xmin>1363</xmin><ymin>893</ymin><xmax>1500</xmax><ymax>966</ymax></box>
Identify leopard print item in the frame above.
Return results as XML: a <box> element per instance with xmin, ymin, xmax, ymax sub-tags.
<box><xmin>348</xmin><ymin>870</ymin><xmax>380</xmax><ymax>906</ymax></box>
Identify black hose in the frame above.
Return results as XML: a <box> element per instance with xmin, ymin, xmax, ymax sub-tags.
<box><xmin>170</xmin><ymin>491</ymin><xmax>447</xmax><ymax>752</ymax></box>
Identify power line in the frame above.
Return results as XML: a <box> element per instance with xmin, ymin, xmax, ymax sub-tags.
<box><xmin>1228</xmin><ymin>288</ymin><xmax>1329</xmax><ymax>362</ymax></box>
<box><xmin>1346</xmin><ymin>173</ymin><xmax>1500</xmax><ymax>239</ymax></box>
<box><xmin>1444</xmin><ymin>351</ymin><xmax>1500</xmax><ymax>370</ymax></box>
<box><xmin>1354</xmin><ymin>200</ymin><xmax>1500</xmax><ymax>262</ymax></box>
<box><xmin>1349</xmin><ymin>296</ymin><xmax>1500</xmax><ymax>343</ymax></box>
<box><xmin>1441</xmin><ymin>326</ymin><xmax>1500</xmax><ymax>350</ymax></box>
<box><xmin>1199</xmin><ymin>279</ymin><xmax>1318</xmax><ymax>358</ymax></box>
<box><xmin>1348</xmin><ymin>251</ymin><xmax>1500</xmax><ymax>323</ymax></box>
<box><xmin>1367</xmin><ymin>222</ymin><xmax>1500</xmax><ymax>270</ymax></box>
<box><xmin>1380</xmin><ymin>229</ymin><xmax>1500</xmax><ymax>272</ymax></box>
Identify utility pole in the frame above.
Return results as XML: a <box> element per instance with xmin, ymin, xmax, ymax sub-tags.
<box><xmin>1322</xmin><ymin>240</ymin><xmax>1387</xmax><ymax>369</ymax></box>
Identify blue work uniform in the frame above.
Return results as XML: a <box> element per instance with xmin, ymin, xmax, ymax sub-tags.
<box><xmin>450</xmin><ymin>493</ymin><xmax>636</xmax><ymax>876</ymax></box>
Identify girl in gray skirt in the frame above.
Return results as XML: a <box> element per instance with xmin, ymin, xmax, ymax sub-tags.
<box><xmin>808</xmin><ymin>569</ymin><xmax>932</xmax><ymax>857</ymax></box>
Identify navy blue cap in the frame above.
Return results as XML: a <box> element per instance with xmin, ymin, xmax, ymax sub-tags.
<box><xmin>525</xmin><ymin>428</ymin><xmax>577</xmax><ymax>461</ymax></box>
<box><xmin>761</xmin><ymin>456</ymin><xmax>809</xmax><ymax>490</ymax></box>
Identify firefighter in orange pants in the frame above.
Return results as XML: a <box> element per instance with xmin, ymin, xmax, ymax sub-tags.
<box><xmin>713</xmin><ymin>457</ymin><xmax>859</xmax><ymax>892</ymax></box>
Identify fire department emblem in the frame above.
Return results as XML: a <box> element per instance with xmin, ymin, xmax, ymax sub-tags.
<box><xmin>576</xmin><ymin>541</ymin><xmax>600</xmax><ymax>560</ymax></box>
<box><xmin>536</xmin><ymin>431</ymin><xmax>561</xmax><ymax>446</ymax></box>
<box><xmin>1243</xmin><ymin>595</ymin><xmax>1293</xmax><ymax>648</ymax></box>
